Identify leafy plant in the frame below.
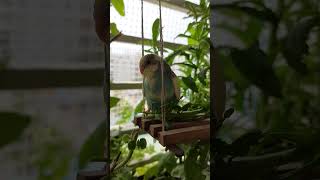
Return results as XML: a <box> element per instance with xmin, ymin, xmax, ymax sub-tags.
<box><xmin>111</xmin><ymin>0</ymin><xmax>125</xmax><ymax>16</ymax></box>
<box><xmin>78</xmin><ymin>96</ymin><xmax>120</xmax><ymax>168</ymax></box>
<box><xmin>210</xmin><ymin>0</ymin><xmax>320</xmax><ymax>179</ymax></box>
<box><xmin>0</xmin><ymin>112</ymin><xmax>31</xmax><ymax>149</ymax></box>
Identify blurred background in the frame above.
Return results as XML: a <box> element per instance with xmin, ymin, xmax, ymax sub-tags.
<box><xmin>0</xmin><ymin>0</ymin><xmax>199</xmax><ymax>179</ymax></box>
<box><xmin>1</xmin><ymin>0</ymin><xmax>319</xmax><ymax>179</ymax></box>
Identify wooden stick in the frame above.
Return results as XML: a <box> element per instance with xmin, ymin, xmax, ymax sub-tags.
<box><xmin>159</xmin><ymin>124</ymin><xmax>210</xmax><ymax>146</ymax></box>
<box><xmin>150</xmin><ymin>119</ymin><xmax>209</xmax><ymax>138</ymax></box>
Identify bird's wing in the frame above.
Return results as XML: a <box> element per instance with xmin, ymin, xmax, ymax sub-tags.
<box><xmin>142</xmin><ymin>77</ymin><xmax>146</xmax><ymax>97</ymax></box>
<box><xmin>164</xmin><ymin>62</ymin><xmax>180</xmax><ymax>100</ymax></box>
<box><xmin>172</xmin><ymin>75</ymin><xmax>180</xmax><ymax>100</ymax></box>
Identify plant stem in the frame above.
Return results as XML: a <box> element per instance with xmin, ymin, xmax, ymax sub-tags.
<box><xmin>113</xmin><ymin>129</ymin><xmax>140</xmax><ymax>171</ymax></box>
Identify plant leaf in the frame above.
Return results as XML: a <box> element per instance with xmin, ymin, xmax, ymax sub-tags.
<box><xmin>152</xmin><ymin>18</ymin><xmax>160</xmax><ymax>49</ymax></box>
<box><xmin>231</xmin><ymin>129</ymin><xmax>263</xmax><ymax>156</ymax></box>
<box><xmin>134</xmin><ymin>99</ymin><xmax>145</xmax><ymax>115</ymax></box>
<box><xmin>223</xmin><ymin>108</ymin><xmax>234</xmax><ymax>119</ymax></box>
<box><xmin>182</xmin><ymin>103</ymin><xmax>192</xmax><ymax>111</ymax></box>
<box><xmin>182</xmin><ymin>76</ymin><xmax>198</xmax><ymax>93</ymax></box>
<box><xmin>137</xmin><ymin>138</ymin><xmax>147</xmax><ymax>149</ymax></box>
<box><xmin>128</xmin><ymin>140</ymin><xmax>136</xmax><ymax>151</ymax></box>
<box><xmin>185</xmin><ymin>146</ymin><xmax>205</xmax><ymax>180</ymax></box>
<box><xmin>165</xmin><ymin>46</ymin><xmax>190</xmax><ymax>65</ymax></box>
<box><xmin>0</xmin><ymin>112</ymin><xmax>31</xmax><ymax>149</ymax></box>
<box><xmin>211</xmin><ymin>3</ymin><xmax>278</xmax><ymax>23</ymax></box>
<box><xmin>111</xmin><ymin>0</ymin><xmax>125</xmax><ymax>16</ymax></box>
<box><xmin>78</xmin><ymin>121</ymin><xmax>106</xmax><ymax>168</ymax></box>
<box><xmin>110</xmin><ymin>22</ymin><xmax>119</xmax><ymax>36</ymax></box>
<box><xmin>282</xmin><ymin>16</ymin><xmax>320</xmax><ymax>74</ymax></box>
<box><xmin>198</xmin><ymin>67</ymin><xmax>209</xmax><ymax>85</ymax></box>
<box><xmin>217</xmin><ymin>17</ymin><xmax>263</xmax><ymax>46</ymax></box>
<box><xmin>172</xmin><ymin>62</ymin><xmax>198</xmax><ymax>69</ymax></box>
<box><xmin>230</xmin><ymin>43</ymin><xmax>282</xmax><ymax>98</ymax></box>
<box><xmin>110</xmin><ymin>97</ymin><xmax>120</xmax><ymax>108</ymax></box>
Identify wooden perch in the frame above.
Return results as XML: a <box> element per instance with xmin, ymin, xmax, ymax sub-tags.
<box><xmin>133</xmin><ymin>116</ymin><xmax>210</xmax><ymax>148</ymax></box>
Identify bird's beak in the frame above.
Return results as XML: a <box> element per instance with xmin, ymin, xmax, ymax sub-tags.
<box><xmin>140</xmin><ymin>66</ymin><xmax>144</xmax><ymax>74</ymax></box>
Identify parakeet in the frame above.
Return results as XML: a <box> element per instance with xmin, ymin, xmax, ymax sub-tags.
<box><xmin>139</xmin><ymin>54</ymin><xmax>180</xmax><ymax>113</ymax></box>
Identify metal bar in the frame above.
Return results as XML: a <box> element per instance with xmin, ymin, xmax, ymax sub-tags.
<box><xmin>111</xmin><ymin>82</ymin><xmax>142</xmax><ymax>90</ymax></box>
<box><xmin>116</xmin><ymin>34</ymin><xmax>183</xmax><ymax>50</ymax></box>
<box><xmin>209</xmin><ymin>1</ymin><xmax>215</xmax><ymax>176</ymax></box>
<box><xmin>0</xmin><ymin>69</ymin><xmax>142</xmax><ymax>90</ymax></box>
<box><xmin>144</xmin><ymin>0</ymin><xmax>192</xmax><ymax>12</ymax></box>
<box><xmin>103</xmin><ymin>0</ymin><xmax>111</xmax><ymax>177</ymax></box>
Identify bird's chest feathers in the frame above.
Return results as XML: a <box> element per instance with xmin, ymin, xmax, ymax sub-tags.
<box><xmin>143</xmin><ymin>73</ymin><xmax>174</xmax><ymax>100</ymax></box>
<box><xmin>144</xmin><ymin>75</ymin><xmax>159</xmax><ymax>93</ymax></box>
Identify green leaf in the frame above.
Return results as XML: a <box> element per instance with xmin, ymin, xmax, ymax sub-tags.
<box><xmin>176</xmin><ymin>34</ymin><xmax>191</xmax><ymax>39</ymax></box>
<box><xmin>116</xmin><ymin>101</ymin><xmax>133</xmax><ymax>125</ymax></box>
<box><xmin>137</xmin><ymin>138</ymin><xmax>147</xmax><ymax>149</ymax></box>
<box><xmin>223</xmin><ymin>108</ymin><xmax>234</xmax><ymax>119</ymax></box>
<box><xmin>212</xmin><ymin>3</ymin><xmax>278</xmax><ymax>23</ymax></box>
<box><xmin>157</xmin><ymin>152</ymin><xmax>177</xmax><ymax>173</ymax></box>
<box><xmin>185</xmin><ymin>1</ymin><xmax>199</xmax><ymax>19</ymax></box>
<box><xmin>143</xmin><ymin>163</ymin><xmax>159</xmax><ymax>180</ymax></box>
<box><xmin>128</xmin><ymin>140</ymin><xmax>136</xmax><ymax>151</ymax></box>
<box><xmin>78</xmin><ymin>121</ymin><xmax>106</xmax><ymax>168</ymax></box>
<box><xmin>111</xmin><ymin>0</ymin><xmax>125</xmax><ymax>16</ymax></box>
<box><xmin>217</xmin><ymin>17</ymin><xmax>262</xmax><ymax>46</ymax></box>
<box><xmin>110</xmin><ymin>97</ymin><xmax>120</xmax><ymax>108</ymax></box>
<box><xmin>182</xmin><ymin>103</ymin><xmax>192</xmax><ymax>111</ymax></box>
<box><xmin>230</xmin><ymin>43</ymin><xmax>282</xmax><ymax>98</ymax></box>
<box><xmin>134</xmin><ymin>99</ymin><xmax>145</xmax><ymax>115</ymax></box>
<box><xmin>152</xmin><ymin>18</ymin><xmax>160</xmax><ymax>48</ymax></box>
<box><xmin>170</xmin><ymin>164</ymin><xmax>185</xmax><ymax>178</ymax></box>
<box><xmin>218</xmin><ymin>50</ymin><xmax>249</xmax><ymax>89</ymax></box>
<box><xmin>198</xmin><ymin>67</ymin><xmax>209</xmax><ymax>85</ymax></box>
<box><xmin>282</xmin><ymin>16</ymin><xmax>320</xmax><ymax>74</ymax></box>
<box><xmin>185</xmin><ymin>146</ymin><xmax>205</xmax><ymax>180</ymax></box>
<box><xmin>0</xmin><ymin>112</ymin><xmax>31</xmax><ymax>149</ymax></box>
<box><xmin>165</xmin><ymin>46</ymin><xmax>190</xmax><ymax>65</ymax></box>
<box><xmin>231</xmin><ymin>129</ymin><xmax>263</xmax><ymax>156</ymax></box>
<box><xmin>110</xmin><ymin>22</ymin><xmax>119</xmax><ymax>36</ymax></box>
<box><xmin>172</xmin><ymin>62</ymin><xmax>198</xmax><ymax>69</ymax></box>
<box><xmin>182</xmin><ymin>76</ymin><xmax>198</xmax><ymax>93</ymax></box>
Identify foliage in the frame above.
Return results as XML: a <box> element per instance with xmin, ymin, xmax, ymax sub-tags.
<box><xmin>0</xmin><ymin>112</ymin><xmax>31</xmax><ymax>149</ymax></box>
<box><xmin>111</xmin><ymin>0</ymin><xmax>212</xmax><ymax>179</ymax></box>
<box><xmin>30</xmin><ymin>127</ymin><xmax>73</xmax><ymax>180</ymax></box>
<box><xmin>111</xmin><ymin>0</ymin><xmax>125</xmax><ymax>16</ymax></box>
<box><xmin>115</xmin><ymin>100</ymin><xmax>134</xmax><ymax>125</ymax></box>
<box><xmin>78</xmin><ymin>121</ymin><xmax>107</xmax><ymax>168</ymax></box>
<box><xmin>211</xmin><ymin>0</ymin><xmax>320</xmax><ymax>179</ymax></box>
<box><xmin>78</xmin><ymin>96</ymin><xmax>120</xmax><ymax>168</ymax></box>
<box><xmin>86</xmin><ymin>0</ymin><xmax>320</xmax><ymax>179</ymax></box>
<box><xmin>170</xmin><ymin>0</ymin><xmax>210</xmax><ymax>111</ymax></box>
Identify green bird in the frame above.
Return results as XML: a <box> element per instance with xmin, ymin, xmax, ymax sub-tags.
<box><xmin>139</xmin><ymin>54</ymin><xmax>180</xmax><ymax>113</ymax></box>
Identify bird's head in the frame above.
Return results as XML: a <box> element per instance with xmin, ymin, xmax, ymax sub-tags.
<box><xmin>139</xmin><ymin>54</ymin><xmax>160</xmax><ymax>76</ymax></box>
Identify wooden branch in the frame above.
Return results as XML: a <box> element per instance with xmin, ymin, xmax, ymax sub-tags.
<box><xmin>110</xmin><ymin>32</ymin><xmax>123</xmax><ymax>43</ymax></box>
<box><xmin>0</xmin><ymin>69</ymin><xmax>142</xmax><ymax>90</ymax></box>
